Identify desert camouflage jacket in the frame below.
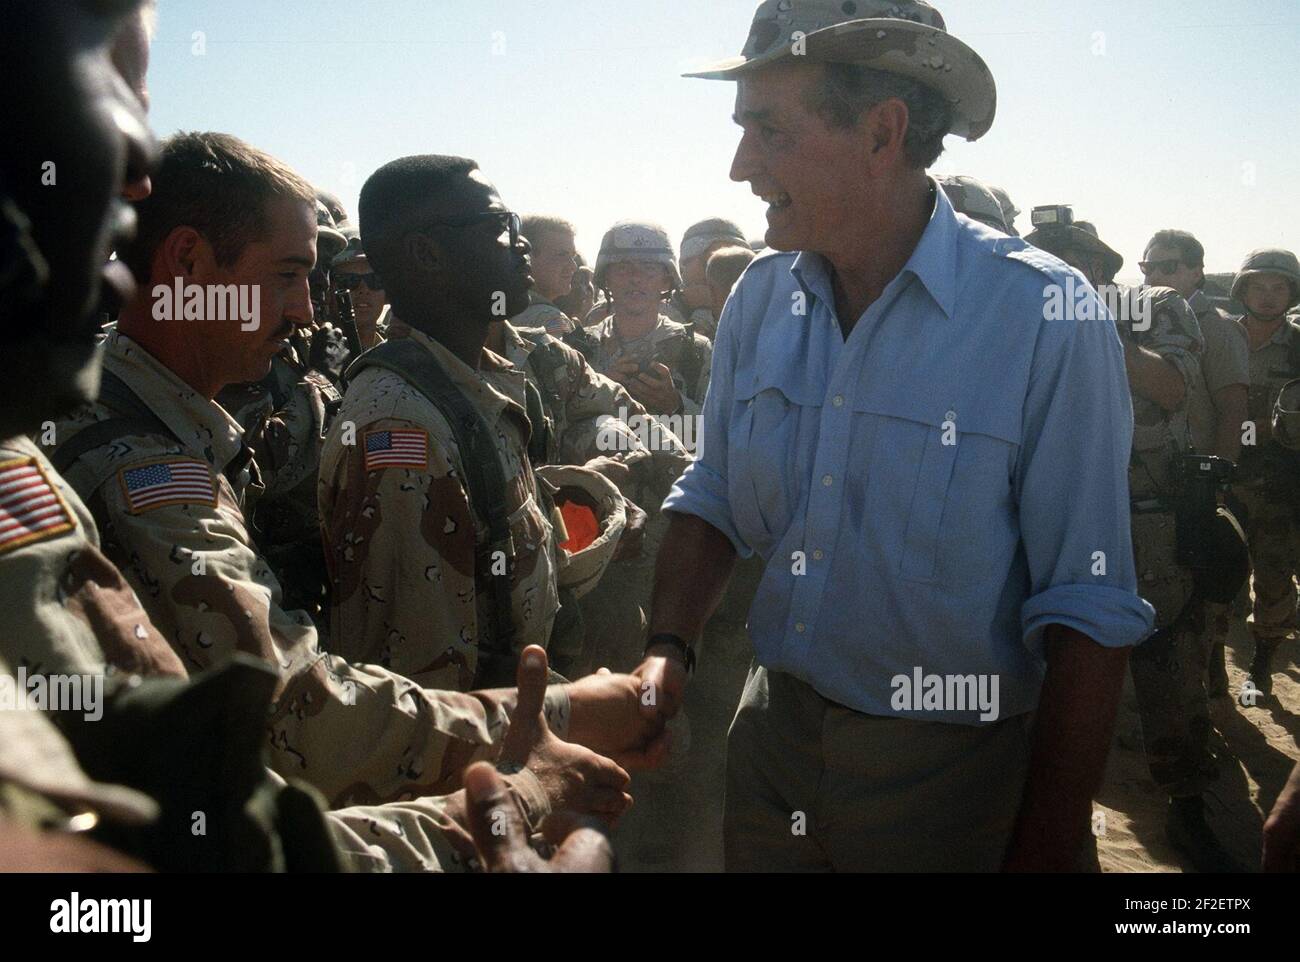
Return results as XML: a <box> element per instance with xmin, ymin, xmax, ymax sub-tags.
<box><xmin>1123</xmin><ymin>292</ymin><xmax>1203</xmax><ymax>499</ymax></box>
<box><xmin>0</xmin><ymin>437</ymin><xmax>554</xmax><ymax>872</ymax></box>
<box><xmin>499</xmin><ymin>321</ymin><xmax>692</xmax><ymax>484</ymax></box>
<box><xmin>511</xmin><ymin>291</ymin><xmax>573</xmax><ymax>336</ymax></box>
<box><xmin>318</xmin><ymin>327</ymin><xmax>560</xmax><ymax>692</ymax></box>
<box><xmin>591</xmin><ymin>314</ymin><xmax>713</xmax><ymax>419</ymax></box>
<box><xmin>50</xmin><ymin>332</ymin><xmax>569</xmax><ymax>809</ymax></box>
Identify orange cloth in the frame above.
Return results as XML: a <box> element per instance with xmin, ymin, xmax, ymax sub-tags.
<box><xmin>559</xmin><ymin>502</ymin><xmax>599</xmax><ymax>554</ymax></box>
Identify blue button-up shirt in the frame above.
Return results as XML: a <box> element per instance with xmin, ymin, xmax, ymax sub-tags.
<box><xmin>664</xmin><ymin>187</ymin><xmax>1155</xmax><ymax>724</ymax></box>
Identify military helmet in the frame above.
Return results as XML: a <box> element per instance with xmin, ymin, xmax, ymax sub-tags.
<box><xmin>594</xmin><ymin>221</ymin><xmax>682</xmax><ymax>292</ymax></box>
<box><xmin>1231</xmin><ymin>248</ymin><xmax>1300</xmax><ymax>307</ymax></box>
<box><xmin>986</xmin><ymin>184</ymin><xmax>1019</xmax><ymax>236</ymax></box>
<box><xmin>681</xmin><ymin>218</ymin><xmax>749</xmax><ymax>263</ymax></box>
<box><xmin>535</xmin><ymin>464</ymin><xmax>627</xmax><ymax>600</ymax></box>
<box><xmin>330</xmin><ymin>229</ymin><xmax>366</xmax><ymax>269</ymax></box>
<box><xmin>313</xmin><ymin>200</ymin><xmax>347</xmax><ymax>267</ymax></box>
<box><xmin>936</xmin><ymin>175</ymin><xmax>1007</xmax><ymax>232</ymax></box>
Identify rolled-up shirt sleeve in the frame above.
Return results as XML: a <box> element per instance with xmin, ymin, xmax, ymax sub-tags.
<box><xmin>662</xmin><ymin>283</ymin><xmax>753</xmax><ymax>558</ymax></box>
<box><xmin>1017</xmin><ymin>291</ymin><xmax>1156</xmax><ymax>653</ymax></box>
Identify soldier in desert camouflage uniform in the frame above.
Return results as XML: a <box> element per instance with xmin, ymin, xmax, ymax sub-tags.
<box><xmin>1232</xmin><ymin>249</ymin><xmax>1300</xmax><ymax>697</ymax></box>
<box><xmin>51</xmin><ymin>135</ymin><xmax>658</xmax><ymax>817</ymax></box>
<box><xmin>1140</xmin><ymin>231</ymin><xmax>1250</xmax><ymax>697</ymax></box>
<box><xmin>590</xmin><ymin>221</ymin><xmax>713</xmax><ymax>426</ymax></box>
<box><xmin>1025</xmin><ymin>222</ymin><xmax>1240</xmax><ymax>869</ymax></box>
<box><xmin>511</xmin><ymin>215</ymin><xmax>579</xmax><ymax>338</ymax></box>
<box><xmin>2</xmin><ymin>2</ymin><xmax>617</xmax><ymax>875</ymax></box>
<box><xmin>318</xmin><ymin>155</ymin><xmax>668</xmax><ymax>767</ymax></box>
<box><xmin>1117</xmin><ymin>288</ymin><xmax>1241</xmax><ymax>871</ymax></box>
<box><xmin>216</xmin><ymin>212</ymin><xmax>349</xmax><ymax>625</ymax></box>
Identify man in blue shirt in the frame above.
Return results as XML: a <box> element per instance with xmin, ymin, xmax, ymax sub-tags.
<box><xmin>632</xmin><ymin>0</ymin><xmax>1155</xmax><ymax>871</ymax></box>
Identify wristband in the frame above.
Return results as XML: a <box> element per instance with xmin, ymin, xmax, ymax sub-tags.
<box><xmin>645</xmin><ymin>633</ymin><xmax>696</xmax><ymax>675</ymax></box>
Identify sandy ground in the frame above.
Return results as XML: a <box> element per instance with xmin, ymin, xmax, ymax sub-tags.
<box><xmin>608</xmin><ymin>602</ymin><xmax>1299</xmax><ymax>873</ymax></box>
<box><xmin>1097</xmin><ymin>622</ymin><xmax>1298</xmax><ymax>873</ymax></box>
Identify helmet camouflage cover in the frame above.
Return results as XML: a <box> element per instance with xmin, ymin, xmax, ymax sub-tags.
<box><xmin>594</xmin><ymin>221</ymin><xmax>683</xmax><ymax>292</ymax></box>
<box><xmin>1231</xmin><ymin>248</ymin><xmax>1300</xmax><ymax>307</ymax></box>
<box><xmin>936</xmin><ymin>175</ymin><xmax>1007</xmax><ymax>232</ymax></box>
<box><xmin>681</xmin><ymin>218</ymin><xmax>749</xmax><ymax>262</ymax></box>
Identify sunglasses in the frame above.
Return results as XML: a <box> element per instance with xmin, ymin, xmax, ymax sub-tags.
<box><xmin>421</xmin><ymin>210</ymin><xmax>522</xmax><ymax>248</ymax></box>
<box><xmin>334</xmin><ymin>272</ymin><xmax>384</xmax><ymax>292</ymax></box>
<box><xmin>1139</xmin><ymin>259</ymin><xmax>1186</xmax><ymax>276</ymax></box>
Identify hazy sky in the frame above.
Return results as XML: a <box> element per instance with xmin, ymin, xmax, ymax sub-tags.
<box><xmin>147</xmin><ymin>0</ymin><xmax>1298</xmax><ymax>277</ymax></box>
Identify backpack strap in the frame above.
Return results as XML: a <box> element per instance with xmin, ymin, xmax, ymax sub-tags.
<box><xmin>347</xmin><ymin>341</ymin><xmax>518</xmax><ymax>676</ymax></box>
<box><xmin>52</xmin><ymin>369</ymin><xmax>257</xmax><ymax>494</ymax></box>
<box><xmin>50</xmin><ymin>369</ymin><xmax>179</xmax><ymax>479</ymax></box>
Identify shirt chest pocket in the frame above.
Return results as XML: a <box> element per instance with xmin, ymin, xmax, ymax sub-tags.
<box><xmin>855</xmin><ymin>403</ymin><xmax>1019</xmax><ymax>586</ymax></box>
<box><xmin>730</xmin><ymin>383</ymin><xmax>817</xmax><ymax>548</ymax></box>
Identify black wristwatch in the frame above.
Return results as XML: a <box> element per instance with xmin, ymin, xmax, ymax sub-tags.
<box><xmin>645</xmin><ymin>633</ymin><xmax>697</xmax><ymax>674</ymax></box>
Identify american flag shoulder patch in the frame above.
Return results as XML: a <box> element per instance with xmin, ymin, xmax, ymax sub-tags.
<box><xmin>364</xmin><ymin>429</ymin><xmax>429</xmax><ymax>472</ymax></box>
<box><xmin>118</xmin><ymin>458</ymin><xmax>217</xmax><ymax>514</ymax></box>
<box><xmin>0</xmin><ymin>456</ymin><xmax>77</xmax><ymax>555</ymax></box>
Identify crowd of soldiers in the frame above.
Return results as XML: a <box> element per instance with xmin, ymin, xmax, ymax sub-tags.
<box><xmin>2</xmin><ymin>0</ymin><xmax>1299</xmax><ymax>875</ymax></box>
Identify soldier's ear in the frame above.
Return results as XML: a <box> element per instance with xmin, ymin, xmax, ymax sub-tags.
<box><xmin>156</xmin><ymin>225</ymin><xmax>211</xmax><ymax>282</ymax></box>
<box><xmin>403</xmin><ymin>230</ymin><xmax>441</xmax><ymax>274</ymax></box>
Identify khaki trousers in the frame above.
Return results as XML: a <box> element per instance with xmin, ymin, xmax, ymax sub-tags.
<box><xmin>724</xmin><ymin>664</ymin><xmax>1032</xmax><ymax>872</ymax></box>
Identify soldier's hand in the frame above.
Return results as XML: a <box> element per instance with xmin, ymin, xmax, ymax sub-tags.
<box><xmin>631</xmin><ymin>646</ymin><xmax>689</xmax><ymax>725</ymax></box>
<box><xmin>1263</xmin><ymin>758</ymin><xmax>1300</xmax><ymax>872</ymax></box>
<box><xmin>606</xmin><ymin>358</ymin><xmax>642</xmax><ymax>388</ymax></box>
<box><xmin>611</xmin><ymin>498</ymin><xmax>647</xmax><ymax>561</ymax></box>
<box><xmin>464</xmin><ymin>762</ymin><xmax>614</xmax><ymax>873</ymax></box>
<box><xmin>499</xmin><ymin>646</ymin><xmax>632</xmax><ymax>824</ymax></box>
<box><xmin>566</xmin><ymin>667</ymin><xmax>670</xmax><ymax>771</ymax></box>
<box><xmin>628</xmin><ymin>362</ymin><xmax>683</xmax><ymax>416</ymax></box>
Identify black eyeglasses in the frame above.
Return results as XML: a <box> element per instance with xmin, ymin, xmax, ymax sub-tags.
<box><xmin>1139</xmin><ymin>259</ymin><xmax>1185</xmax><ymax>276</ymax></box>
<box><xmin>334</xmin><ymin>272</ymin><xmax>384</xmax><ymax>292</ymax></box>
<box><xmin>420</xmin><ymin>210</ymin><xmax>521</xmax><ymax>248</ymax></box>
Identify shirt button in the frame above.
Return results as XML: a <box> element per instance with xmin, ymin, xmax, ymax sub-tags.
<box><xmin>822</xmin><ymin>474</ymin><xmax>834</xmax><ymax>487</ymax></box>
<box><xmin>813</xmin><ymin>549</ymin><xmax>824</xmax><ymax>561</ymax></box>
<box><xmin>795</xmin><ymin>622</ymin><xmax>806</xmax><ymax>634</ymax></box>
<box><xmin>832</xmin><ymin>395</ymin><xmax>845</xmax><ymax>408</ymax></box>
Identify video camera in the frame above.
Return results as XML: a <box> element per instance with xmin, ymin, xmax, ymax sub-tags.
<box><xmin>1030</xmin><ymin>205</ymin><xmax>1075</xmax><ymax>229</ymax></box>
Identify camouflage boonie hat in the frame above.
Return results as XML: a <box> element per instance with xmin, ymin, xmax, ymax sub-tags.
<box><xmin>594</xmin><ymin>221</ymin><xmax>683</xmax><ymax>291</ymax></box>
<box><xmin>936</xmin><ymin>175</ymin><xmax>1007</xmax><ymax>232</ymax></box>
<box><xmin>1231</xmin><ymin>248</ymin><xmax>1300</xmax><ymax>307</ymax></box>
<box><xmin>536</xmin><ymin>465</ymin><xmax>627</xmax><ymax>601</ymax></box>
<box><xmin>684</xmin><ymin>0</ymin><xmax>997</xmax><ymax>141</ymax></box>
<box><xmin>1025</xmin><ymin>214</ymin><xmax>1123</xmax><ymax>282</ymax></box>
<box><xmin>681</xmin><ymin>218</ymin><xmax>750</xmax><ymax>262</ymax></box>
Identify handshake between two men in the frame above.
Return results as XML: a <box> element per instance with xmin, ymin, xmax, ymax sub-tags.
<box><xmin>462</xmin><ymin>644</ymin><xmax>679</xmax><ymax>872</ymax></box>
